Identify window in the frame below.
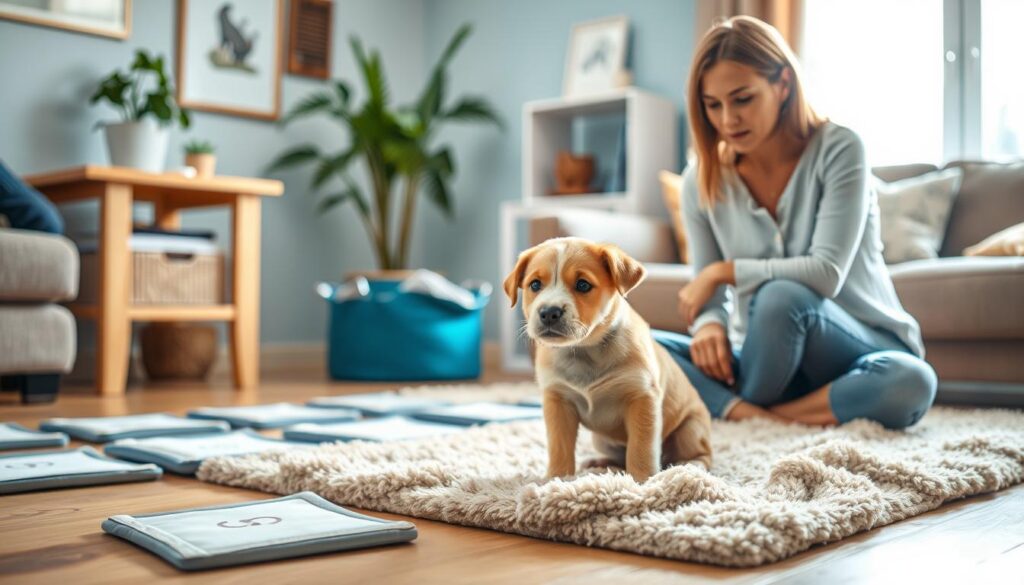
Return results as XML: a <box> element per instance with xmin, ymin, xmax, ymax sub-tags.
<box><xmin>802</xmin><ymin>0</ymin><xmax>944</xmax><ymax>166</ymax></box>
<box><xmin>980</xmin><ymin>0</ymin><xmax>1024</xmax><ymax>160</ymax></box>
<box><xmin>801</xmin><ymin>0</ymin><xmax>1023</xmax><ymax>165</ymax></box>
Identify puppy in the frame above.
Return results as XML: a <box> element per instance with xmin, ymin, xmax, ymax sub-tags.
<box><xmin>503</xmin><ymin>237</ymin><xmax>712</xmax><ymax>483</ymax></box>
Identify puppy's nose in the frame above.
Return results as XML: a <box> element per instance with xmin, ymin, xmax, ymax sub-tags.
<box><xmin>539</xmin><ymin>306</ymin><xmax>563</xmax><ymax>326</ymax></box>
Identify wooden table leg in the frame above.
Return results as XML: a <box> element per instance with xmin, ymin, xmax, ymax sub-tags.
<box><xmin>97</xmin><ymin>183</ymin><xmax>133</xmax><ymax>396</ymax></box>
<box><xmin>153</xmin><ymin>195</ymin><xmax>181</xmax><ymax>230</ymax></box>
<box><xmin>231</xmin><ymin>194</ymin><xmax>261</xmax><ymax>389</ymax></box>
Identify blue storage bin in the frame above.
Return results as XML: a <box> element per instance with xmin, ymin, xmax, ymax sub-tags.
<box><xmin>320</xmin><ymin>278</ymin><xmax>491</xmax><ymax>381</ymax></box>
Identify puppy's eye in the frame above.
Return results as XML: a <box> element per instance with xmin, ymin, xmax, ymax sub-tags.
<box><xmin>575</xmin><ymin>279</ymin><xmax>592</xmax><ymax>293</ymax></box>
<box><xmin>529</xmin><ymin>279</ymin><xmax>542</xmax><ymax>292</ymax></box>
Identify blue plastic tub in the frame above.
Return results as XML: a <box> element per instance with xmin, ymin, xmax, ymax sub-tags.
<box><xmin>320</xmin><ymin>279</ymin><xmax>491</xmax><ymax>381</ymax></box>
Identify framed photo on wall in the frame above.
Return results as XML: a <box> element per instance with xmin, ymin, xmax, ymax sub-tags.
<box><xmin>563</xmin><ymin>15</ymin><xmax>631</xmax><ymax>97</ymax></box>
<box><xmin>0</xmin><ymin>0</ymin><xmax>131</xmax><ymax>40</ymax></box>
<box><xmin>176</xmin><ymin>0</ymin><xmax>283</xmax><ymax>121</ymax></box>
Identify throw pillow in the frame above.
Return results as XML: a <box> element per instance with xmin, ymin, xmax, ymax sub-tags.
<box><xmin>659</xmin><ymin>170</ymin><xmax>690</xmax><ymax>264</ymax></box>
<box><xmin>964</xmin><ymin>222</ymin><xmax>1024</xmax><ymax>256</ymax></box>
<box><xmin>875</xmin><ymin>167</ymin><xmax>963</xmax><ymax>264</ymax></box>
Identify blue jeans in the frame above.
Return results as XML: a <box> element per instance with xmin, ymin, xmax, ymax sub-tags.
<box><xmin>653</xmin><ymin>280</ymin><xmax>937</xmax><ymax>429</ymax></box>
<box><xmin>0</xmin><ymin>159</ymin><xmax>63</xmax><ymax>233</ymax></box>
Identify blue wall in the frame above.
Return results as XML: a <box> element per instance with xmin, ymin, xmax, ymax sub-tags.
<box><xmin>0</xmin><ymin>0</ymin><xmax>697</xmax><ymax>345</ymax></box>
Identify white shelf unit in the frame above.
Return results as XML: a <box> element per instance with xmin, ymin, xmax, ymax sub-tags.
<box><xmin>501</xmin><ymin>88</ymin><xmax>679</xmax><ymax>372</ymax></box>
<box><xmin>522</xmin><ymin>87</ymin><xmax>678</xmax><ymax>216</ymax></box>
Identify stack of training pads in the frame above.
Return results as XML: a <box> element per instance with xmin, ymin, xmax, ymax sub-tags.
<box><xmin>2</xmin><ymin>391</ymin><xmax>543</xmax><ymax>570</ymax></box>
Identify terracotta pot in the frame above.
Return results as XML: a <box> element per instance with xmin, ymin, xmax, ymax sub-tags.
<box><xmin>185</xmin><ymin>153</ymin><xmax>216</xmax><ymax>178</ymax></box>
<box><xmin>140</xmin><ymin>323</ymin><xmax>217</xmax><ymax>380</ymax></box>
<box><xmin>553</xmin><ymin>151</ymin><xmax>595</xmax><ymax>195</ymax></box>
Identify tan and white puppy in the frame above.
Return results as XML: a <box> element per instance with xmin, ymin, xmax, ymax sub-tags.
<box><xmin>503</xmin><ymin>237</ymin><xmax>712</xmax><ymax>483</ymax></box>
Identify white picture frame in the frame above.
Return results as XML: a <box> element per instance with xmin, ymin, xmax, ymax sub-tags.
<box><xmin>0</xmin><ymin>0</ymin><xmax>130</xmax><ymax>40</ymax></box>
<box><xmin>176</xmin><ymin>0</ymin><xmax>282</xmax><ymax>121</ymax></box>
<box><xmin>563</xmin><ymin>15</ymin><xmax>630</xmax><ymax>97</ymax></box>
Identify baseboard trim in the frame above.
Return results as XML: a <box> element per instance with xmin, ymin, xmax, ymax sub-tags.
<box><xmin>68</xmin><ymin>341</ymin><xmax>506</xmax><ymax>383</ymax></box>
<box><xmin>937</xmin><ymin>380</ymin><xmax>1024</xmax><ymax>408</ymax></box>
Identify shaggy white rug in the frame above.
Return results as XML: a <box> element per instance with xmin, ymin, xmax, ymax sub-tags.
<box><xmin>196</xmin><ymin>383</ymin><xmax>1024</xmax><ymax>567</ymax></box>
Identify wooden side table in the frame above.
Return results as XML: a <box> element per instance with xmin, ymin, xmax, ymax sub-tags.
<box><xmin>25</xmin><ymin>166</ymin><xmax>284</xmax><ymax>396</ymax></box>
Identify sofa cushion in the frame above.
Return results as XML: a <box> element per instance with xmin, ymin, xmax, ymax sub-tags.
<box><xmin>889</xmin><ymin>256</ymin><xmax>1024</xmax><ymax>339</ymax></box>
<box><xmin>628</xmin><ymin>263</ymin><xmax>694</xmax><ymax>333</ymax></box>
<box><xmin>0</xmin><ymin>228</ymin><xmax>79</xmax><ymax>301</ymax></box>
<box><xmin>964</xmin><ymin>221</ymin><xmax>1024</xmax><ymax>257</ymax></box>
<box><xmin>0</xmin><ymin>305</ymin><xmax>76</xmax><ymax>373</ymax></box>
<box><xmin>875</xmin><ymin>168</ymin><xmax>963</xmax><ymax>263</ymax></box>
<box><xmin>940</xmin><ymin>161</ymin><xmax>1024</xmax><ymax>257</ymax></box>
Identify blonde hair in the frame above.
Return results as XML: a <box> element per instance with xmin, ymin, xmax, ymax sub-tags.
<box><xmin>686</xmin><ymin>15</ymin><xmax>824</xmax><ymax>207</ymax></box>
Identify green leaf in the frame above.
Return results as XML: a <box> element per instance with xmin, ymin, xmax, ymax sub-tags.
<box><xmin>312</xmin><ymin>148</ymin><xmax>358</xmax><ymax>188</ymax></box>
<box><xmin>349</xmin><ymin>36</ymin><xmax>389</xmax><ymax>109</ymax></box>
<box><xmin>423</xmin><ymin>167</ymin><xmax>454</xmax><ymax>218</ymax></box>
<box><xmin>316</xmin><ymin>177</ymin><xmax>370</xmax><ymax>216</ymax></box>
<box><xmin>436</xmin><ymin>24</ymin><xmax>471</xmax><ymax>72</ymax></box>
<box><xmin>146</xmin><ymin>93</ymin><xmax>173</xmax><ymax>122</ymax></box>
<box><xmin>178</xmin><ymin>108</ymin><xmax>191</xmax><ymax>129</ymax></box>
<box><xmin>429</xmin><ymin>147</ymin><xmax>455</xmax><ymax>177</ymax></box>
<box><xmin>382</xmin><ymin>140</ymin><xmax>425</xmax><ymax>174</ymax></box>
<box><xmin>281</xmin><ymin>92</ymin><xmax>333</xmax><ymax>125</ymax></box>
<box><xmin>264</xmin><ymin>145</ymin><xmax>321</xmax><ymax>173</ymax></box>
<box><xmin>334</xmin><ymin>81</ymin><xmax>351</xmax><ymax>107</ymax></box>
<box><xmin>444</xmin><ymin>97</ymin><xmax>504</xmax><ymax>129</ymax></box>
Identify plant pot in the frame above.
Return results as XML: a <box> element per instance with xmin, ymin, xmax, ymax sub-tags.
<box><xmin>140</xmin><ymin>323</ymin><xmax>217</xmax><ymax>380</ymax></box>
<box><xmin>103</xmin><ymin>119</ymin><xmax>170</xmax><ymax>173</ymax></box>
<box><xmin>185</xmin><ymin>153</ymin><xmax>217</xmax><ymax>178</ymax></box>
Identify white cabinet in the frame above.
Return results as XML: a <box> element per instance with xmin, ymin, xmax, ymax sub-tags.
<box><xmin>500</xmin><ymin>88</ymin><xmax>679</xmax><ymax>372</ymax></box>
<box><xmin>523</xmin><ymin>87</ymin><xmax>677</xmax><ymax>215</ymax></box>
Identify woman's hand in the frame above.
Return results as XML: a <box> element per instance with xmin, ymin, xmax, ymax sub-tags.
<box><xmin>689</xmin><ymin>323</ymin><xmax>735</xmax><ymax>386</ymax></box>
<box><xmin>677</xmin><ymin>265</ymin><xmax>723</xmax><ymax>327</ymax></box>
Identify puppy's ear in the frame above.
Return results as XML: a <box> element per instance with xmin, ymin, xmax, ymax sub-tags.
<box><xmin>503</xmin><ymin>248</ymin><xmax>537</xmax><ymax>307</ymax></box>
<box><xmin>601</xmin><ymin>244</ymin><xmax>646</xmax><ymax>296</ymax></box>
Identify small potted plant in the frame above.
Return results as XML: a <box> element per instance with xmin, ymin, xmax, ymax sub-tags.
<box><xmin>184</xmin><ymin>139</ymin><xmax>216</xmax><ymax>178</ymax></box>
<box><xmin>90</xmin><ymin>49</ymin><xmax>190</xmax><ymax>173</ymax></box>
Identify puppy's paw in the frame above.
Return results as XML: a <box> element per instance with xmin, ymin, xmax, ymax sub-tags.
<box><xmin>580</xmin><ymin>456</ymin><xmax>624</xmax><ymax>471</ymax></box>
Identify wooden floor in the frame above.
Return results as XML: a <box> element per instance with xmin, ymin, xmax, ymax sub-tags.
<box><xmin>1</xmin><ymin>346</ymin><xmax>1022</xmax><ymax>584</ymax></box>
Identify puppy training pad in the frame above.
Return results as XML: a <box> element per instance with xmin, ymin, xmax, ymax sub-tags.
<box><xmin>187</xmin><ymin>403</ymin><xmax>360</xmax><ymax>429</ymax></box>
<box><xmin>102</xmin><ymin>491</ymin><xmax>417</xmax><ymax>571</ymax></box>
<box><xmin>0</xmin><ymin>447</ymin><xmax>161</xmax><ymax>494</ymax></box>
<box><xmin>0</xmin><ymin>422</ymin><xmax>68</xmax><ymax>450</ymax></box>
<box><xmin>104</xmin><ymin>430</ymin><xmax>309</xmax><ymax>475</ymax></box>
<box><xmin>196</xmin><ymin>383</ymin><xmax>1024</xmax><ymax>567</ymax></box>
<box><xmin>39</xmin><ymin>413</ymin><xmax>229</xmax><ymax>442</ymax></box>
<box><xmin>409</xmin><ymin>402</ymin><xmax>542</xmax><ymax>426</ymax></box>
<box><xmin>284</xmin><ymin>417</ymin><xmax>465</xmax><ymax>444</ymax></box>
<box><xmin>307</xmin><ymin>392</ymin><xmax>451</xmax><ymax>417</ymax></box>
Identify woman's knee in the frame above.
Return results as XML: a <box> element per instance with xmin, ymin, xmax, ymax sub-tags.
<box><xmin>845</xmin><ymin>354</ymin><xmax>937</xmax><ymax>429</ymax></box>
<box><xmin>749</xmin><ymin>280</ymin><xmax>821</xmax><ymax>322</ymax></box>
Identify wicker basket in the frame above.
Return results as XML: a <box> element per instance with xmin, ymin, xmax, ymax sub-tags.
<box><xmin>78</xmin><ymin>250</ymin><xmax>224</xmax><ymax>304</ymax></box>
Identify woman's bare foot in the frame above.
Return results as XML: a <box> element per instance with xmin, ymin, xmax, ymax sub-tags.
<box><xmin>769</xmin><ymin>384</ymin><xmax>840</xmax><ymax>426</ymax></box>
<box><xmin>725</xmin><ymin>400</ymin><xmax>793</xmax><ymax>423</ymax></box>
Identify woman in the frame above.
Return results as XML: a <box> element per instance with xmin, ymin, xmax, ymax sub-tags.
<box><xmin>652</xmin><ymin>16</ymin><xmax>936</xmax><ymax>429</ymax></box>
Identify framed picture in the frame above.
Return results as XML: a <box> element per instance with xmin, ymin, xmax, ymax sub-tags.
<box><xmin>563</xmin><ymin>15</ymin><xmax>630</xmax><ymax>97</ymax></box>
<box><xmin>0</xmin><ymin>0</ymin><xmax>131</xmax><ymax>40</ymax></box>
<box><xmin>176</xmin><ymin>0</ymin><xmax>283</xmax><ymax>121</ymax></box>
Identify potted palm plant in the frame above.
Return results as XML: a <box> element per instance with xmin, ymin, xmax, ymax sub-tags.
<box><xmin>91</xmin><ymin>49</ymin><xmax>191</xmax><ymax>173</ymax></box>
<box><xmin>265</xmin><ymin>23</ymin><xmax>503</xmax><ymax>274</ymax></box>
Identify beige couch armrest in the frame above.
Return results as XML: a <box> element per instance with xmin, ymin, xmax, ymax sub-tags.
<box><xmin>528</xmin><ymin>209</ymin><xmax>680</xmax><ymax>264</ymax></box>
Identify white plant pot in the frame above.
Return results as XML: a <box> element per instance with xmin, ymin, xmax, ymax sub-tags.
<box><xmin>103</xmin><ymin>119</ymin><xmax>170</xmax><ymax>173</ymax></box>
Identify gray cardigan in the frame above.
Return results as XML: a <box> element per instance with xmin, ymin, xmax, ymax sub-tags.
<box><xmin>682</xmin><ymin>121</ymin><xmax>925</xmax><ymax>357</ymax></box>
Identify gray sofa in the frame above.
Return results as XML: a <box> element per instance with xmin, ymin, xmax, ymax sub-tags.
<box><xmin>0</xmin><ymin>228</ymin><xmax>79</xmax><ymax>403</ymax></box>
<box><xmin>529</xmin><ymin>160</ymin><xmax>1024</xmax><ymax>406</ymax></box>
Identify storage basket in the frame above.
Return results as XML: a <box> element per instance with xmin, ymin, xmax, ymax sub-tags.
<box><xmin>320</xmin><ymin>278</ymin><xmax>491</xmax><ymax>381</ymax></box>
